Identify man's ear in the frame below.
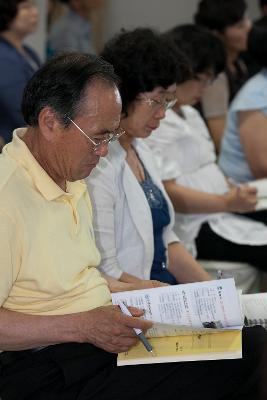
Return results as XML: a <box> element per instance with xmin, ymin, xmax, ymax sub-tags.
<box><xmin>38</xmin><ymin>107</ymin><xmax>63</xmax><ymax>142</ymax></box>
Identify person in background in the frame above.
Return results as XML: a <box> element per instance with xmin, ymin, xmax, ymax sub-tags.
<box><xmin>48</xmin><ymin>0</ymin><xmax>103</xmax><ymax>56</ymax></box>
<box><xmin>194</xmin><ymin>0</ymin><xmax>251</xmax><ymax>153</ymax></box>
<box><xmin>87</xmin><ymin>28</ymin><xmax>212</xmax><ymax>287</ymax></box>
<box><xmin>0</xmin><ymin>51</ymin><xmax>266</xmax><ymax>400</ymax></box>
<box><xmin>218</xmin><ymin>23</ymin><xmax>267</xmax><ymax>225</ymax></box>
<box><xmin>0</xmin><ymin>0</ymin><xmax>40</xmax><ymax>149</ymax></box>
<box><xmin>145</xmin><ymin>24</ymin><xmax>267</xmax><ymax>274</ymax></box>
<box><xmin>47</xmin><ymin>0</ymin><xmax>68</xmax><ymax>31</ymax></box>
<box><xmin>256</xmin><ymin>0</ymin><xmax>267</xmax><ymax>22</ymax></box>
<box><xmin>242</xmin><ymin>0</ymin><xmax>267</xmax><ymax>77</ymax></box>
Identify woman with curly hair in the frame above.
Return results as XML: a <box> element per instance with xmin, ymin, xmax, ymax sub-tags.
<box><xmin>85</xmin><ymin>28</ymin><xmax>211</xmax><ymax>288</ymax></box>
<box><xmin>0</xmin><ymin>0</ymin><xmax>40</xmax><ymax>147</ymax></box>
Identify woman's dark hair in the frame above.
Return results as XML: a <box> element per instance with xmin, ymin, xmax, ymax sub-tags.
<box><xmin>259</xmin><ymin>0</ymin><xmax>267</xmax><ymax>7</ymax></box>
<box><xmin>0</xmin><ymin>0</ymin><xmax>24</xmax><ymax>32</ymax></box>
<box><xmin>194</xmin><ymin>0</ymin><xmax>247</xmax><ymax>32</ymax></box>
<box><xmin>248</xmin><ymin>22</ymin><xmax>267</xmax><ymax>68</ymax></box>
<box><xmin>101</xmin><ymin>28</ymin><xmax>188</xmax><ymax>114</ymax></box>
<box><xmin>22</xmin><ymin>53</ymin><xmax>119</xmax><ymax>127</ymax></box>
<box><xmin>164</xmin><ymin>24</ymin><xmax>226</xmax><ymax>78</ymax></box>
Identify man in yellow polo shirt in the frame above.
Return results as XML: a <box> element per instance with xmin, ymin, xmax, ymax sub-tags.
<box><xmin>0</xmin><ymin>52</ymin><xmax>266</xmax><ymax>400</ymax></box>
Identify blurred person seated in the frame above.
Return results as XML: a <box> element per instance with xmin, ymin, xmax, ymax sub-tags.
<box><xmin>48</xmin><ymin>0</ymin><xmax>103</xmax><ymax>57</ymax></box>
<box><xmin>46</xmin><ymin>0</ymin><xmax>68</xmax><ymax>58</ymax></box>
<box><xmin>0</xmin><ymin>51</ymin><xmax>266</xmax><ymax>400</ymax></box>
<box><xmin>219</xmin><ymin>23</ymin><xmax>267</xmax><ymax>224</ymax></box>
<box><xmin>194</xmin><ymin>0</ymin><xmax>251</xmax><ymax>153</ymax></box>
<box><xmin>241</xmin><ymin>1</ymin><xmax>267</xmax><ymax>77</ymax></box>
<box><xmin>145</xmin><ymin>24</ymin><xmax>267</xmax><ymax>275</ymax></box>
<box><xmin>0</xmin><ymin>0</ymin><xmax>41</xmax><ymax>148</ymax></box>
<box><xmin>47</xmin><ymin>0</ymin><xmax>68</xmax><ymax>31</ymax></box>
<box><xmin>86</xmin><ymin>28</ymin><xmax>211</xmax><ymax>287</ymax></box>
<box><xmin>256</xmin><ymin>0</ymin><xmax>267</xmax><ymax>23</ymax></box>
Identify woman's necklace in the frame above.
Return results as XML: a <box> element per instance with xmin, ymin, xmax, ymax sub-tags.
<box><xmin>126</xmin><ymin>145</ymin><xmax>146</xmax><ymax>182</ymax></box>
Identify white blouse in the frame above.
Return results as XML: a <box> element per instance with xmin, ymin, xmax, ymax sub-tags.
<box><xmin>145</xmin><ymin>106</ymin><xmax>267</xmax><ymax>256</ymax></box>
<box><xmin>86</xmin><ymin>139</ymin><xmax>178</xmax><ymax>280</ymax></box>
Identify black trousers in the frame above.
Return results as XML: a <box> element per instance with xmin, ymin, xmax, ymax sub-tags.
<box><xmin>242</xmin><ymin>210</ymin><xmax>267</xmax><ymax>226</ymax></box>
<box><xmin>0</xmin><ymin>327</ymin><xmax>266</xmax><ymax>400</ymax></box>
<box><xmin>196</xmin><ymin>222</ymin><xmax>267</xmax><ymax>272</ymax></box>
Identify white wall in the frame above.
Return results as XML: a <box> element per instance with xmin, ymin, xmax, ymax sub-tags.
<box><xmin>103</xmin><ymin>0</ymin><xmax>261</xmax><ymax>42</ymax></box>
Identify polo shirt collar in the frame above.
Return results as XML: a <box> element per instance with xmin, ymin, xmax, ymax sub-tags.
<box><xmin>5</xmin><ymin>128</ymin><xmax>86</xmax><ymax>201</ymax></box>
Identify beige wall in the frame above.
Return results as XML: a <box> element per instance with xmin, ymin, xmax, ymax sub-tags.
<box><xmin>22</xmin><ymin>0</ymin><xmax>261</xmax><ymax>58</ymax></box>
<box><xmin>103</xmin><ymin>0</ymin><xmax>260</xmax><ymax>42</ymax></box>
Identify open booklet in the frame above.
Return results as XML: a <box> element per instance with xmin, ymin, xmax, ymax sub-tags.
<box><xmin>248</xmin><ymin>178</ymin><xmax>267</xmax><ymax>210</ymax></box>
<box><xmin>112</xmin><ymin>278</ymin><xmax>243</xmax><ymax>366</ymax></box>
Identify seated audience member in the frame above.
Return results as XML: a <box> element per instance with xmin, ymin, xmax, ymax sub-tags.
<box><xmin>46</xmin><ymin>0</ymin><xmax>68</xmax><ymax>58</ymax></box>
<box><xmin>48</xmin><ymin>0</ymin><xmax>102</xmax><ymax>56</ymax></box>
<box><xmin>0</xmin><ymin>52</ymin><xmax>266</xmax><ymax>400</ymax></box>
<box><xmin>194</xmin><ymin>0</ymin><xmax>251</xmax><ymax>153</ymax></box>
<box><xmin>145</xmin><ymin>25</ymin><xmax>267</xmax><ymax>273</ymax></box>
<box><xmin>256</xmin><ymin>0</ymin><xmax>267</xmax><ymax>23</ymax></box>
<box><xmin>87</xmin><ymin>28</ymin><xmax>211</xmax><ymax>286</ymax></box>
<box><xmin>0</xmin><ymin>0</ymin><xmax>41</xmax><ymax>148</ymax></box>
<box><xmin>219</xmin><ymin>24</ymin><xmax>267</xmax><ymax>185</ymax></box>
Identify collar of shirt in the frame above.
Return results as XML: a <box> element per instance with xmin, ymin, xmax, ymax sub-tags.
<box><xmin>5</xmin><ymin>128</ymin><xmax>87</xmax><ymax>202</ymax></box>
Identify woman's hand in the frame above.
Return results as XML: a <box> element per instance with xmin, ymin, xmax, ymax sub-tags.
<box><xmin>135</xmin><ymin>279</ymin><xmax>169</xmax><ymax>289</ymax></box>
<box><xmin>103</xmin><ymin>274</ymin><xmax>167</xmax><ymax>293</ymax></box>
<box><xmin>224</xmin><ymin>185</ymin><xmax>257</xmax><ymax>213</ymax></box>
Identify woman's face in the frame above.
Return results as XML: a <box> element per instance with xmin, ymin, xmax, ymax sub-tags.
<box><xmin>175</xmin><ymin>71</ymin><xmax>214</xmax><ymax>106</ymax></box>
<box><xmin>121</xmin><ymin>84</ymin><xmax>176</xmax><ymax>139</ymax></box>
<box><xmin>220</xmin><ymin>15</ymin><xmax>252</xmax><ymax>54</ymax></box>
<box><xmin>9</xmin><ymin>0</ymin><xmax>38</xmax><ymax>37</ymax></box>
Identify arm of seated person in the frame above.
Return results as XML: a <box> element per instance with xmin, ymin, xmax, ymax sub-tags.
<box><xmin>167</xmin><ymin>242</ymin><xmax>211</xmax><ymax>283</ymax></box>
<box><xmin>163</xmin><ymin>179</ymin><xmax>257</xmax><ymax>214</ymax></box>
<box><xmin>239</xmin><ymin>110</ymin><xmax>267</xmax><ymax>178</ymax></box>
<box><xmin>102</xmin><ymin>272</ymin><xmax>167</xmax><ymax>293</ymax></box>
<box><xmin>0</xmin><ymin>305</ymin><xmax>152</xmax><ymax>353</ymax></box>
<box><xmin>206</xmin><ymin>116</ymin><xmax>226</xmax><ymax>154</ymax></box>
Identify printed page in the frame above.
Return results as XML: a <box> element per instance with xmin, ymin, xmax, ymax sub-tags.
<box><xmin>242</xmin><ymin>293</ymin><xmax>267</xmax><ymax>328</ymax></box>
<box><xmin>112</xmin><ymin>278</ymin><xmax>243</xmax><ymax>337</ymax></box>
<box><xmin>117</xmin><ymin>330</ymin><xmax>242</xmax><ymax>366</ymax></box>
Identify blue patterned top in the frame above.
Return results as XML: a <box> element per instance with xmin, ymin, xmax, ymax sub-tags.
<box><xmin>140</xmin><ymin>168</ymin><xmax>177</xmax><ymax>284</ymax></box>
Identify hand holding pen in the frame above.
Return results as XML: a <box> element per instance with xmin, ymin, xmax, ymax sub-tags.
<box><xmin>118</xmin><ymin>301</ymin><xmax>156</xmax><ymax>356</ymax></box>
<box><xmin>79</xmin><ymin>305</ymin><xmax>153</xmax><ymax>354</ymax></box>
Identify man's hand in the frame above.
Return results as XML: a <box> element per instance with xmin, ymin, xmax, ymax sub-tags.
<box><xmin>77</xmin><ymin>305</ymin><xmax>152</xmax><ymax>353</ymax></box>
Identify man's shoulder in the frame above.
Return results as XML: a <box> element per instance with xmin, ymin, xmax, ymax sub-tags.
<box><xmin>0</xmin><ymin>155</ymin><xmax>25</xmax><ymax>210</ymax></box>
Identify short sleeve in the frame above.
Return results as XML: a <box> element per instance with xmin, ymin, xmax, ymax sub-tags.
<box><xmin>0</xmin><ymin>211</ymin><xmax>21</xmax><ymax>306</ymax></box>
<box><xmin>201</xmin><ymin>72</ymin><xmax>229</xmax><ymax>118</ymax></box>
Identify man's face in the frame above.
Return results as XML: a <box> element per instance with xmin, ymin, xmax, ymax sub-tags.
<box><xmin>57</xmin><ymin>82</ymin><xmax>121</xmax><ymax>181</ymax></box>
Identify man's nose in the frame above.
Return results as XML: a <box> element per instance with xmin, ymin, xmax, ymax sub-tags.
<box><xmin>155</xmin><ymin>106</ymin><xmax>166</xmax><ymax>120</ymax></box>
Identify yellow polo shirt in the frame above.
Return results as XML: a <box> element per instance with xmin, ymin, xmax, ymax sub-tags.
<box><xmin>0</xmin><ymin>129</ymin><xmax>111</xmax><ymax>315</ymax></box>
